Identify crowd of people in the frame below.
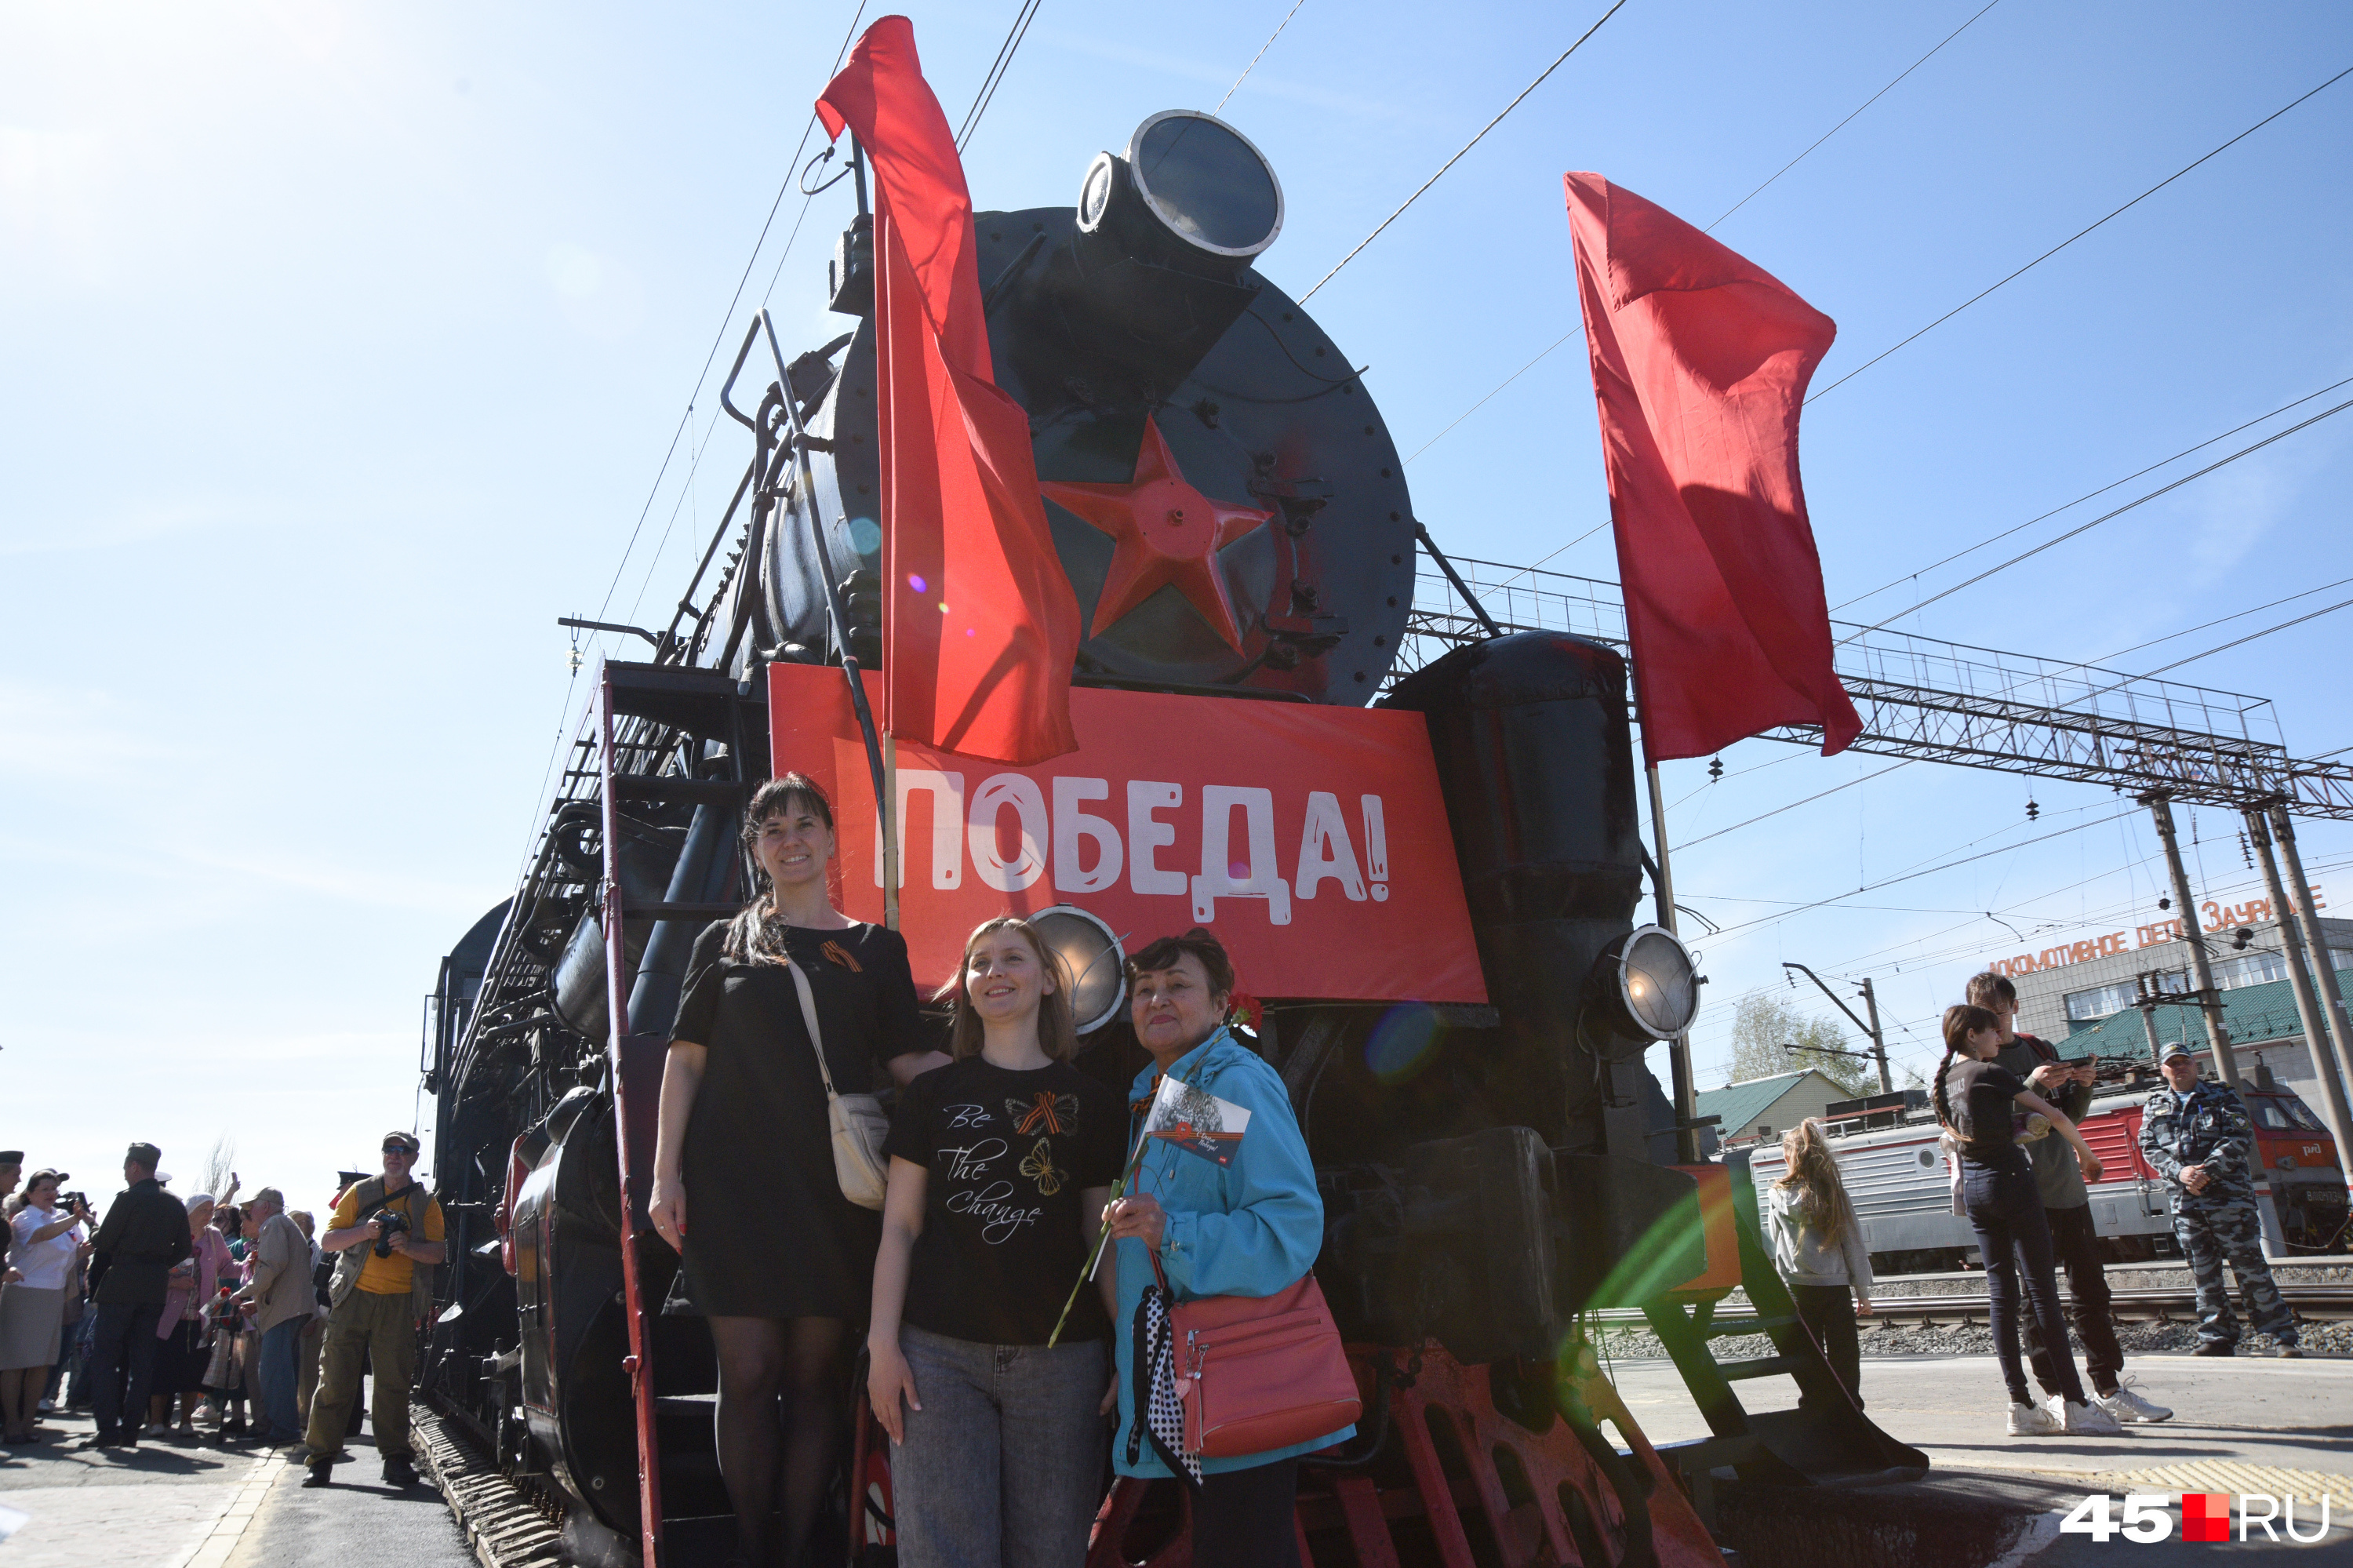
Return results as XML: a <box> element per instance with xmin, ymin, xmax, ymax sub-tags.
<box><xmin>1763</xmin><ymin>969</ymin><xmax>2303</xmax><ymax>1441</ymax></box>
<box><xmin>0</xmin><ymin>1147</ymin><xmax>317</xmax><ymax>1452</ymax></box>
<box><xmin>9</xmin><ymin>773</ymin><xmax>2312</xmax><ymax>1567</ymax></box>
<box><xmin>0</xmin><ymin>1132</ymin><xmax>444</xmax><ymax>1493</ymax></box>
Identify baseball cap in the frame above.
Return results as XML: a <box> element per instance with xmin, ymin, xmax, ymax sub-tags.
<box><xmin>125</xmin><ymin>1141</ymin><xmax>163</xmax><ymax>1166</ymax></box>
<box><xmin>382</xmin><ymin>1130</ymin><xmax>422</xmax><ymax>1154</ymax></box>
<box><xmin>2159</xmin><ymin>1044</ymin><xmax>2195</xmax><ymax>1063</ymax></box>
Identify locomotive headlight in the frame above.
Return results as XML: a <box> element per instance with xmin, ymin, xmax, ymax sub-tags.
<box><xmin>1594</xmin><ymin>926</ymin><xmax>1700</xmax><ymax>1042</ymax></box>
<box><xmin>1026</xmin><ymin>904</ymin><xmax>1128</xmax><ymax>1036</ymax></box>
<box><xmin>1077</xmin><ymin>111</ymin><xmax>1283</xmax><ymax>270</ymax></box>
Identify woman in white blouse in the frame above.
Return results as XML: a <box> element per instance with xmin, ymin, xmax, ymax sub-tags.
<box><xmin>2</xmin><ymin>1170</ymin><xmax>91</xmax><ymax>1443</ymax></box>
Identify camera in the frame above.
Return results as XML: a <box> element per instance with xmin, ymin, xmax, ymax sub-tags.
<box><xmin>369</xmin><ymin>1206</ymin><xmax>411</xmax><ymax>1258</ymax></box>
<box><xmin>62</xmin><ymin>1191</ymin><xmax>89</xmax><ymax>1213</ymax></box>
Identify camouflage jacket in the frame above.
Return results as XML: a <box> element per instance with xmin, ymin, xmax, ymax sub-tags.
<box><xmin>2138</xmin><ymin>1080</ymin><xmax>2256</xmax><ymax>1202</ymax></box>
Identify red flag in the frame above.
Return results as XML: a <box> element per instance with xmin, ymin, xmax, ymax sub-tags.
<box><xmin>1564</xmin><ymin>172</ymin><xmax>1860</xmax><ymax>762</ymax></box>
<box><xmin>818</xmin><ymin>18</ymin><xmax>1081</xmax><ymax>764</ymax></box>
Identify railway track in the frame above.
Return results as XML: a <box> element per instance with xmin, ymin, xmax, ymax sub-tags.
<box><xmin>1593</xmin><ymin>1282</ymin><xmax>2353</xmax><ymax>1332</ymax></box>
<box><xmin>414</xmin><ymin>1402</ymin><xmax>565</xmax><ymax>1568</ymax></box>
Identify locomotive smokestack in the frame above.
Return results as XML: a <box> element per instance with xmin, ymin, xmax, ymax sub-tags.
<box><xmin>1075</xmin><ymin>111</ymin><xmax>1283</xmax><ymax>280</ymax></box>
<box><xmin>1004</xmin><ymin>111</ymin><xmax>1285</xmax><ymax>404</ymax></box>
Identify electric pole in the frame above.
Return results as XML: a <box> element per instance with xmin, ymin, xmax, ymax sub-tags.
<box><xmin>1782</xmin><ymin>962</ymin><xmax>1892</xmax><ymax>1095</ymax></box>
<box><xmin>2246</xmin><ymin>806</ymin><xmax>2353</xmax><ymax>1207</ymax></box>
<box><xmin>2140</xmin><ymin>790</ymin><xmax>2242</xmax><ymax>1088</ymax></box>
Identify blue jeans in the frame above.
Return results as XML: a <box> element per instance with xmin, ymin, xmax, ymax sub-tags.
<box><xmin>254</xmin><ymin>1319</ymin><xmax>304</xmax><ymax>1442</ymax></box>
<box><xmin>1962</xmin><ymin>1151</ymin><xmax>2084</xmax><ymax>1405</ymax></box>
<box><xmin>87</xmin><ymin>1301</ymin><xmax>162</xmax><ymax>1441</ymax></box>
<box><xmin>889</xmin><ymin>1325</ymin><xmax>1108</xmax><ymax>1568</ymax></box>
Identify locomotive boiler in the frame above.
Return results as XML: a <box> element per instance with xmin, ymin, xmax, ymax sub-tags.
<box><xmin>421</xmin><ymin>108</ymin><xmax>1918</xmax><ymax>1566</ymax></box>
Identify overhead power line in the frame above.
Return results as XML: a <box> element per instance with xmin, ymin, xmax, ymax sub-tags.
<box><xmin>2081</xmin><ymin>573</ymin><xmax>2353</xmax><ymax>668</ymax></box>
<box><xmin>1216</xmin><ymin>0</ymin><xmax>1307</xmax><ymax>112</ymax></box>
<box><xmin>1708</xmin><ymin>0</ymin><xmax>2003</xmax><ymax>231</ymax></box>
<box><xmin>591</xmin><ymin>0</ymin><xmax>871</xmax><ymax>625</ymax></box>
<box><xmin>1678</xmin><ymin>762</ymin><xmax>1915</xmax><ymax>850</ymax></box>
<box><xmin>1299</xmin><ymin>0</ymin><xmax>1627</xmax><ymax>301</ymax></box>
<box><xmin>1839</xmin><ymin>394</ymin><xmax>2353</xmax><ymax>642</ymax></box>
<box><xmin>2135</xmin><ymin>595</ymin><xmax>2353</xmax><ymax>681</ymax></box>
<box><xmin>957</xmin><ymin>0</ymin><xmax>1042</xmax><ymax>153</ymax></box>
<box><xmin>1834</xmin><ymin>373</ymin><xmax>2353</xmax><ymax>614</ymax></box>
<box><xmin>1391</xmin><ymin>3</ymin><xmax>1991</xmax><ymax>494</ymax></box>
<box><xmin>1808</xmin><ymin>63</ymin><xmax>2353</xmax><ymax>404</ymax></box>
<box><xmin>1702</xmin><ymin>808</ymin><xmax>2141</xmax><ymax>941</ymax></box>
<box><xmin>1406</xmin><ymin>325</ymin><xmax>1584</xmax><ymax>464</ymax></box>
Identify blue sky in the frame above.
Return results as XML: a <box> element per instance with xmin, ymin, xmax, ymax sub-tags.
<box><xmin>6</xmin><ymin>1</ymin><xmax>2351</xmax><ymax>1201</ymax></box>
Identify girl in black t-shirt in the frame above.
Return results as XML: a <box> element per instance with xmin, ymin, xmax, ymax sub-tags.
<box><xmin>1935</xmin><ymin>1004</ymin><xmax>2117</xmax><ymax>1437</ymax></box>
<box><xmin>868</xmin><ymin>917</ymin><xmax>1125</xmax><ymax>1568</ymax></box>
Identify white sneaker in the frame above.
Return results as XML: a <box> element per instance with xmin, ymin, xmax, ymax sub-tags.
<box><xmin>140</xmin><ymin>1421</ymin><xmax>167</xmax><ymax>1438</ymax></box>
<box><xmin>2007</xmin><ymin>1399</ymin><xmax>2061</xmax><ymax>1435</ymax></box>
<box><xmin>2063</xmin><ymin>1399</ymin><xmax>2124</xmax><ymax>1435</ymax></box>
<box><xmin>2095</xmin><ymin>1384</ymin><xmax>2173</xmax><ymax>1424</ymax></box>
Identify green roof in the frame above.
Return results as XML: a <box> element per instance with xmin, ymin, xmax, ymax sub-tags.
<box><xmin>2060</xmin><ymin>963</ymin><xmax>2353</xmax><ymax>1060</ymax></box>
<box><xmin>1694</xmin><ymin>1070</ymin><xmax>1833</xmax><ymax>1136</ymax></box>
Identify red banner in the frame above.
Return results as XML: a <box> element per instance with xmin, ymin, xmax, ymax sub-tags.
<box><xmin>767</xmin><ymin>663</ymin><xmax>1486</xmax><ymax>1003</ymax></box>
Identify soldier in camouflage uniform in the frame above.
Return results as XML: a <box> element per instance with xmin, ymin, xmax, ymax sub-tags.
<box><xmin>2137</xmin><ymin>1044</ymin><xmax>2300</xmax><ymax>1356</ymax></box>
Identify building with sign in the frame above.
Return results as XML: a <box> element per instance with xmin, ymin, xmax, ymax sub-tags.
<box><xmin>1992</xmin><ymin>914</ymin><xmax>2353</xmax><ymax>1111</ymax></box>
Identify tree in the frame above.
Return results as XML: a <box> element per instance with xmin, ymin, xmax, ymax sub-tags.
<box><xmin>201</xmin><ymin>1135</ymin><xmax>238</xmax><ymax>1201</ymax></box>
<box><xmin>1726</xmin><ymin>991</ymin><xmax>1874</xmax><ymax>1096</ymax></box>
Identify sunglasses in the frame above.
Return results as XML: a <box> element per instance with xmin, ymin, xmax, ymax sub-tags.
<box><xmin>383</xmin><ymin>1144</ymin><xmax>416</xmax><ymax>1155</ymax></box>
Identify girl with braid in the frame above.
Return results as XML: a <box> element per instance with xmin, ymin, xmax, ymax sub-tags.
<box><xmin>1936</xmin><ymin>1004</ymin><xmax>2120</xmax><ymax>1437</ymax></box>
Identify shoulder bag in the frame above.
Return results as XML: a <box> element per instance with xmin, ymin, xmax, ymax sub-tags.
<box><xmin>785</xmin><ymin>956</ymin><xmax>890</xmax><ymax>1210</ymax></box>
<box><xmin>1147</xmin><ymin>1247</ymin><xmax>1360</xmax><ymax>1461</ymax></box>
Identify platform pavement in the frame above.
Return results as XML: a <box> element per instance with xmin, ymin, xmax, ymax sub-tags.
<box><xmin>1606</xmin><ymin>1352</ymin><xmax>2353</xmax><ymax>1562</ymax></box>
<box><xmin>0</xmin><ymin>1402</ymin><xmax>471</xmax><ymax>1568</ymax></box>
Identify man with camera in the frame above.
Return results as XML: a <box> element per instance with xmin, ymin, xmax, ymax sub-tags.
<box><xmin>300</xmin><ymin>1131</ymin><xmax>443</xmax><ymax>1487</ymax></box>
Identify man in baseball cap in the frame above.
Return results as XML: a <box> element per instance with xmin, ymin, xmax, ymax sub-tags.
<box><xmin>303</xmin><ymin>1130</ymin><xmax>442</xmax><ymax>1486</ymax></box>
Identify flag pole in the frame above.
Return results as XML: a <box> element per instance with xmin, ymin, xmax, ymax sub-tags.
<box><xmin>758</xmin><ymin>303</ymin><xmax>896</xmax><ymax>926</ymax></box>
<box><xmin>1646</xmin><ymin>762</ymin><xmax>1700</xmax><ymax>1164</ymax></box>
<box><xmin>1631</xmin><ymin>643</ymin><xmax>1701</xmax><ymax>1165</ymax></box>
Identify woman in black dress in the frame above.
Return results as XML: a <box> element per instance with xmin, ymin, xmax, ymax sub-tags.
<box><xmin>649</xmin><ymin>773</ymin><xmax>945</xmax><ymax>1567</ymax></box>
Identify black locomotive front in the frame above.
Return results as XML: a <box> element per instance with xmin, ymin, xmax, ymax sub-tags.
<box><xmin>420</xmin><ymin>109</ymin><xmax>1722</xmax><ymax>1557</ymax></box>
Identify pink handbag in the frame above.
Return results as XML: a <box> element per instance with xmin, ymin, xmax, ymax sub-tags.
<box><xmin>1152</xmin><ymin>1251</ymin><xmax>1362</xmax><ymax>1459</ymax></box>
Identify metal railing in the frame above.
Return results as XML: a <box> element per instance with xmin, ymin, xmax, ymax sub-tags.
<box><xmin>1394</xmin><ymin>553</ymin><xmax>2353</xmax><ymax>820</ymax></box>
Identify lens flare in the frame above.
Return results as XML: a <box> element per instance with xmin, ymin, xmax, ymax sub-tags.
<box><xmin>1364</xmin><ymin>1004</ymin><xmax>1444</xmax><ymax>1085</ymax></box>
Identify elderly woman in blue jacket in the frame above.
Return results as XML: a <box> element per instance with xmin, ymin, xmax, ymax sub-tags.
<box><xmin>1099</xmin><ymin>927</ymin><xmax>1350</xmax><ymax>1568</ymax></box>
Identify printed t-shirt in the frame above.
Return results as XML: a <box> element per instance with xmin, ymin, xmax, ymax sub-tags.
<box><xmin>329</xmin><ymin>1182</ymin><xmax>445</xmax><ymax>1296</ymax></box>
<box><xmin>883</xmin><ymin>1056</ymin><xmax>1126</xmax><ymax>1344</ymax></box>
<box><xmin>1947</xmin><ymin>1058</ymin><xmax>2029</xmax><ymax>1162</ymax></box>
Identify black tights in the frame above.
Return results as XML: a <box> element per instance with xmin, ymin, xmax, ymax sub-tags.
<box><xmin>708</xmin><ymin>1315</ymin><xmax>850</xmax><ymax>1568</ymax></box>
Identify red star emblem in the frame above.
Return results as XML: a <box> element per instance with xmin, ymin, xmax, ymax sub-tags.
<box><xmin>1038</xmin><ymin>413</ymin><xmax>1272</xmax><ymax>651</ymax></box>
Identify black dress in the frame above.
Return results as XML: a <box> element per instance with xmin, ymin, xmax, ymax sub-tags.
<box><xmin>670</xmin><ymin>919</ymin><xmax>931</xmax><ymax>1319</ymax></box>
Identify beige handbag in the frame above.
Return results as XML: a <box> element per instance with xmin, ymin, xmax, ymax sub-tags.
<box><xmin>784</xmin><ymin>958</ymin><xmax>891</xmax><ymax>1210</ymax></box>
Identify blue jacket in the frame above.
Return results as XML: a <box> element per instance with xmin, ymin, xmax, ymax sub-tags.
<box><xmin>1112</xmin><ymin>1028</ymin><xmax>1354</xmax><ymax>1476</ymax></box>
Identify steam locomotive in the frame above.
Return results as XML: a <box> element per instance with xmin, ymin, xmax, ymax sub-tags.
<box><xmin>420</xmin><ymin>107</ymin><xmax>1918</xmax><ymax>1566</ymax></box>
